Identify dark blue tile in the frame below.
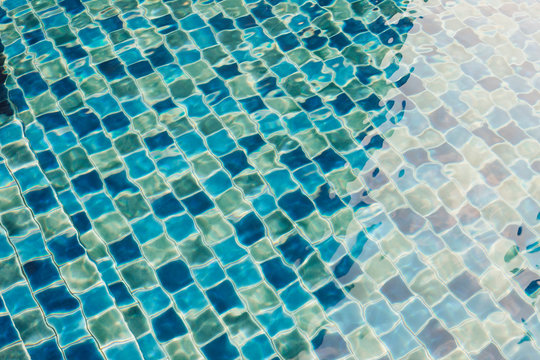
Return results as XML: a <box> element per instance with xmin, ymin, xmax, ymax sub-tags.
<box><xmin>152</xmin><ymin>308</ymin><xmax>188</xmax><ymax>342</ymax></box>
<box><xmin>299</xmin><ymin>95</ymin><xmax>324</xmax><ymax>112</ymax></box>
<box><xmin>215</xmin><ymin>63</ymin><xmax>241</xmax><ymax>79</ymax></box>
<box><xmin>201</xmin><ymin>334</ymin><xmax>239</xmax><ymax>360</ymax></box>
<box><xmin>127</xmin><ymin>60</ymin><xmax>153</xmax><ymax>78</ymax></box>
<box><xmin>156</xmin><ymin>260</ymin><xmax>193</xmax><ymax>293</ymax></box>
<box><xmin>23</xmin><ymin>257</ymin><xmax>61</xmax><ymax>291</ymax></box>
<box><xmin>36</xmin><ymin>112</ymin><xmax>68</xmax><ymax>132</ymax></box>
<box><xmin>16</xmin><ymin>72</ymin><xmax>48</xmax><ymax>97</ymax></box>
<box><xmin>152</xmin><ymin>98</ymin><xmax>176</xmax><ymax>114</ymax></box>
<box><xmin>206</xmin><ymin>280</ymin><xmax>243</xmax><ymax>314</ymax></box>
<box><xmin>235</xmin><ymin>15</ymin><xmax>257</xmax><ymax>29</ymax></box>
<box><xmin>147</xmin><ymin>45</ymin><xmax>174</xmax><ymax>67</ymax></box>
<box><xmin>357</xmin><ymin>93</ymin><xmax>383</xmax><ymax>112</ymax></box>
<box><xmin>109</xmin><ymin>235</ymin><xmax>142</xmax><ymax>265</ymax></box>
<box><xmin>102</xmin><ymin>112</ymin><xmax>130</xmax><ymax>133</ymax></box>
<box><xmin>313</xmin><ymin>183</ymin><xmax>346</xmax><ymax>215</ymax></box>
<box><xmin>314</xmin><ymin>281</ymin><xmax>346</xmax><ymax>310</ymax></box>
<box><xmin>313</xmin><ymin>148</ymin><xmax>346</xmax><ymax>173</ymax></box>
<box><xmin>0</xmin><ymin>316</ymin><xmax>19</xmax><ymax>349</ymax></box>
<box><xmin>98</xmin><ymin>15</ymin><xmax>123</xmax><ymax>33</ymax></box>
<box><xmin>239</xmin><ymin>96</ymin><xmax>266</xmax><ymax>113</ymax></box>
<box><xmin>8</xmin><ymin>89</ymin><xmax>28</xmax><ymax>112</ymax></box>
<box><xmin>277</xmin><ymin>234</ymin><xmax>313</xmax><ymax>266</ymax></box>
<box><xmin>23</xmin><ymin>28</ymin><xmax>45</xmax><ymax>45</ymax></box>
<box><xmin>328</xmin><ymin>33</ymin><xmax>351</xmax><ymax>50</ymax></box>
<box><xmin>72</xmin><ymin>170</ymin><xmax>103</xmax><ymax>196</ymax></box>
<box><xmin>144</xmin><ymin>131</ymin><xmax>174</xmax><ymax>152</ymax></box>
<box><xmin>151</xmin><ymin>193</ymin><xmax>184</xmax><ymax>219</ymax></box>
<box><xmin>107</xmin><ymin>282</ymin><xmax>135</xmax><ymax>306</ymax></box>
<box><xmin>58</xmin><ymin>0</ymin><xmax>85</xmax><ymax>15</ymax></box>
<box><xmin>182</xmin><ymin>191</ymin><xmax>213</xmax><ymax>216</ymax></box>
<box><xmin>250</xmin><ymin>1</ymin><xmax>274</xmax><ymax>21</ymax></box>
<box><xmin>276</xmin><ymin>33</ymin><xmax>300</xmax><ymax>51</ymax></box>
<box><xmin>261</xmin><ymin>257</ymin><xmax>296</xmax><ymax>290</ymax></box>
<box><xmin>27</xmin><ymin>339</ymin><xmax>64</xmax><ymax>360</ymax></box>
<box><xmin>65</xmin><ymin>339</ymin><xmax>103</xmax><ymax>360</ymax></box>
<box><xmin>221</xmin><ymin>150</ymin><xmax>252</xmax><ymax>177</ymax></box>
<box><xmin>355</xmin><ymin>65</ymin><xmax>383</xmax><ymax>85</ymax></box>
<box><xmin>332</xmin><ymin>255</ymin><xmax>363</xmax><ymax>284</ymax></box>
<box><xmin>24</xmin><ymin>186</ymin><xmax>58</xmax><ymax>214</ymax></box>
<box><xmin>71</xmin><ymin>211</ymin><xmax>92</xmax><ymax>234</ymax></box>
<box><xmin>104</xmin><ymin>171</ymin><xmax>137</xmax><ymax>197</ymax></box>
<box><xmin>36</xmin><ymin>150</ymin><xmax>59</xmax><ymax>171</ymax></box>
<box><xmin>329</xmin><ymin>93</ymin><xmax>355</xmax><ymax>115</ymax></box>
<box><xmin>48</xmin><ymin>234</ymin><xmax>85</xmax><ymax>265</ymax></box>
<box><xmin>302</xmin><ymin>31</ymin><xmax>328</xmax><ymax>51</ymax></box>
<box><xmin>343</xmin><ymin>19</ymin><xmax>367</xmax><ymax>36</ymax></box>
<box><xmin>278</xmin><ymin>189</ymin><xmax>315</xmax><ymax>220</ymax></box>
<box><xmin>68</xmin><ymin>109</ymin><xmax>101</xmax><ymax>138</ymax></box>
<box><xmin>58</xmin><ymin>44</ymin><xmax>88</xmax><ymax>63</ymax></box>
<box><xmin>280</xmin><ymin>147</ymin><xmax>310</xmax><ymax>170</ymax></box>
<box><xmin>151</xmin><ymin>15</ymin><xmax>178</xmax><ymax>34</ymax></box>
<box><xmin>50</xmin><ymin>77</ymin><xmax>77</xmax><ymax>99</ymax></box>
<box><xmin>232</xmin><ymin>212</ymin><xmax>265</xmax><ymax>246</ymax></box>
<box><xmin>36</xmin><ymin>285</ymin><xmax>79</xmax><ymax>316</ymax></box>
<box><xmin>97</xmin><ymin>58</ymin><xmax>127</xmax><ymax>81</ymax></box>
<box><xmin>238</xmin><ymin>133</ymin><xmax>265</xmax><ymax>154</ymax></box>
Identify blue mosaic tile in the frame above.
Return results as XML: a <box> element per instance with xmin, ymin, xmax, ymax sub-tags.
<box><xmin>0</xmin><ymin>0</ymin><xmax>539</xmax><ymax>358</ymax></box>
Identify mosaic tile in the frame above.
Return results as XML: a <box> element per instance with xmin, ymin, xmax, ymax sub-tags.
<box><xmin>0</xmin><ymin>0</ymin><xmax>538</xmax><ymax>358</ymax></box>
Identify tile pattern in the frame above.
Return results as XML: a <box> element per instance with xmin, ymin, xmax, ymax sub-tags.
<box><xmin>0</xmin><ymin>0</ymin><xmax>538</xmax><ymax>359</ymax></box>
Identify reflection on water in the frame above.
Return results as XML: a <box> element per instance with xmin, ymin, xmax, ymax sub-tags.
<box><xmin>0</xmin><ymin>0</ymin><xmax>538</xmax><ymax>358</ymax></box>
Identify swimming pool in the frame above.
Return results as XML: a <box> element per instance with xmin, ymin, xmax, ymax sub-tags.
<box><xmin>0</xmin><ymin>0</ymin><xmax>538</xmax><ymax>358</ymax></box>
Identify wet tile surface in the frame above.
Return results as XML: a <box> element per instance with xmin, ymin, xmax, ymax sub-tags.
<box><xmin>0</xmin><ymin>0</ymin><xmax>539</xmax><ymax>358</ymax></box>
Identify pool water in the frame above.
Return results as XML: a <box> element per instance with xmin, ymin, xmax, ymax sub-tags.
<box><xmin>0</xmin><ymin>0</ymin><xmax>538</xmax><ymax>359</ymax></box>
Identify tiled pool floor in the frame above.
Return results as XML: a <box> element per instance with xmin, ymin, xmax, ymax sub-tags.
<box><xmin>0</xmin><ymin>0</ymin><xmax>539</xmax><ymax>358</ymax></box>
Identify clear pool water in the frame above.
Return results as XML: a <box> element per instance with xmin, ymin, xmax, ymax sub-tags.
<box><xmin>0</xmin><ymin>0</ymin><xmax>538</xmax><ymax>358</ymax></box>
